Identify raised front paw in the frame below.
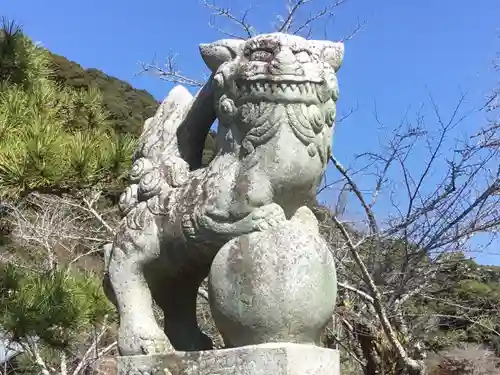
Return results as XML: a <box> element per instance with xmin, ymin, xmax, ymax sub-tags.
<box><xmin>247</xmin><ymin>203</ymin><xmax>287</xmax><ymax>231</ymax></box>
<box><xmin>118</xmin><ymin>320</ymin><xmax>173</xmax><ymax>356</ymax></box>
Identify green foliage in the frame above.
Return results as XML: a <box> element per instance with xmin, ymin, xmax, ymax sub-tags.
<box><xmin>0</xmin><ymin>22</ymin><xmax>136</xmax><ymax>198</ymax></box>
<box><xmin>403</xmin><ymin>252</ymin><xmax>500</xmax><ymax>354</ymax></box>
<box><xmin>49</xmin><ymin>54</ymin><xmax>158</xmax><ymax>135</ymax></box>
<box><xmin>0</xmin><ymin>18</ymin><xmax>51</xmax><ymax>89</ymax></box>
<box><xmin>0</xmin><ymin>21</ymin><xmax>217</xmax><ymax>200</ymax></box>
<box><xmin>0</xmin><ymin>263</ymin><xmax>114</xmax><ymax>348</ymax></box>
<box><xmin>457</xmin><ymin>279</ymin><xmax>492</xmax><ymax>299</ymax></box>
<box><xmin>48</xmin><ymin>52</ymin><xmax>218</xmax><ymax>159</ymax></box>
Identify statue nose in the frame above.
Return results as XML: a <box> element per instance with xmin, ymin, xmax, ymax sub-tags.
<box><xmin>268</xmin><ymin>48</ymin><xmax>304</xmax><ymax>76</ymax></box>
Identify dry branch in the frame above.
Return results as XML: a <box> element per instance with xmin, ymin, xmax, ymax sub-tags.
<box><xmin>202</xmin><ymin>0</ymin><xmax>257</xmax><ymax>39</ymax></box>
<box><xmin>138</xmin><ymin>51</ymin><xmax>205</xmax><ymax>87</ymax></box>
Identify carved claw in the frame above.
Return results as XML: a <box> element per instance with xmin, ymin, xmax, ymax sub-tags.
<box><xmin>247</xmin><ymin>203</ymin><xmax>287</xmax><ymax>231</ymax></box>
<box><xmin>118</xmin><ymin>322</ymin><xmax>173</xmax><ymax>356</ymax></box>
<box><xmin>140</xmin><ymin>338</ymin><xmax>171</xmax><ymax>355</ymax></box>
<box><xmin>196</xmin><ymin>203</ymin><xmax>287</xmax><ymax>239</ymax></box>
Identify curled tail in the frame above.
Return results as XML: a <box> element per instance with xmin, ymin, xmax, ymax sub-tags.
<box><xmin>118</xmin><ymin>80</ymin><xmax>216</xmax><ymax>215</ymax></box>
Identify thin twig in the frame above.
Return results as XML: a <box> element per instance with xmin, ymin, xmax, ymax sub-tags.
<box><xmin>292</xmin><ymin>0</ymin><xmax>348</xmax><ymax>37</ymax></box>
<box><xmin>330</xmin><ymin>156</ymin><xmax>379</xmax><ymax>234</ymax></box>
<box><xmin>72</xmin><ymin>316</ymin><xmax>110</xmax><ymax>375</ymax></box>
<box><xmin>25</xmin><ymin>338</ymin><xmax>50</xmax><ymax>375</ymax></box>
<box><xmin>325</xmin><ymin>326</ymin><xmax>365</xmax><ymax>366</ymax></box>
<box><xmin>338</xmin><ymin>282</ymin><xmax>374</xmax><ymax>304</ymax></box>
<box><xmin>341</xmin><ymin>18</ymin><xmax>367</xmax><ymax>42</ymax></box>
<box><xmin>82</xmin><ymin>197</ymin><xmax>115</xmax><ymax>236</ymax></box>
<box><xmin>202</xmin><ymin>0</ymin><xmax>256</xmax><ymax>38</ymax></box>
<box><xmin>138</xmin><ymin>61</ymin><xmax>204</xmax><ymax>87</ymax></box>
<box><xmin>278</xmin><ymin>0</ymin><xmax>313</xmax><ymax>33</ymax></box>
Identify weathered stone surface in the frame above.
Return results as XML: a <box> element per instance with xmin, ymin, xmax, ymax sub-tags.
<box><xmin>208</xmin><ymin>206</ymin><xmax>337</xmax><ymax>347</ymax></box>
<box><xmin>103</xmin><ymin>31</ymin><xmax>344</xmax><ymax>357</ymax></box>
<box><xmin>116</xmin><ymin>343</ymin><xmax>340</xmax><ymax>375</ymax></box>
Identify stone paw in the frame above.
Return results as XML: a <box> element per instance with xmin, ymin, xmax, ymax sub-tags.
<box><xmin>249</xmin><ymin>203</ymin><xmax>287</xmax><ymax>231</ymax></box>
<box><xmin>118</xmin><ymin>323</ymin><xmax>173</xmax><ymax>356</ymax></box>
<box><xmin>138</xmin><ymin>336</ymin><xmax>172</xmax><ymax>355</ymax></box>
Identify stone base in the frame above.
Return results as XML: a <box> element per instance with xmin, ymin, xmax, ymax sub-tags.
<box><xmin>116</xmin><ymin>343</ymin><xmax>340</xmax><ymax>375</ymax></box>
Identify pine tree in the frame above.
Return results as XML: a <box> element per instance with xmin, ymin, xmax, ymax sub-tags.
<box><xmin>0</xmin><ymin>19</ymin><xmax>135</xmax><ymax>199</ymax></box>
<box><xmin>0</xmin><ymin>20</ymin><xmax>118</xmax><ymax>374</ymax></box>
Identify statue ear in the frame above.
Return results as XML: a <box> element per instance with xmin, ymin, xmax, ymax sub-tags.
<box><xmin>315</xmin><ymin>41</ymin><xmax>344</xmax><ymax>72</ymax></box>
<box><xmin>199</xmin><ymin>39</ymin><xmax>244</xmax><ymax>72</ymax></box>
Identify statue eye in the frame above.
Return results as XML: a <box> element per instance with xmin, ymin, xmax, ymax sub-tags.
<box><xmin>250</xmin><ymin>49</ymin><xmax>274</xmax><ymax>61</ymax></box>
<box><xmin>295</xmin><ymin>51</ymin><xmax>311</xmax><ymax>63</ymax></box>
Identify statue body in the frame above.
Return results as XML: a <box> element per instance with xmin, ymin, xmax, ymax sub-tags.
<box><xmin>104</xmin><ymin>32</ymin><xmax>344</xmax><ymax>356</ymax></box>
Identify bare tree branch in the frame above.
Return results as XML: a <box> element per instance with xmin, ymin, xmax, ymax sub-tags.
<box><xmin>23</xmin><ymin>338</ymin><xmax>51</xmax><ymax>375</ymax></box>
<box><xmin>82</xmin><ymin>192</ymin><xmax>115</xmax><ymax>236</ymax></box>
<box><xmin>330</xmin><ymin>156</ymin><xmax>379</xmax><ymax>234</ymax></box>
<box><xmin>341</xmin><ymin>18</ymin><xmax>367</xmax><ymax>42</ymax></box>
<box><xmin>277</xmin><ymin>0</ymin><xmax>312</xmax><ymax>33</ymax></box>
<box><xmin>338</xmin><ymin>281</ymin><xmax>374</xmax><ymax>303</ymax></box>
<box><xmin>138</xmin><ymin>52</ymin><xmax>205</xmax><ymax>87</ymax></box>
<box><xmin>277</xmin><ymin>0</ymin><xmax>350</xmax><ymax>39</ymax></box>
<box><xmin>327</xmin><ymin>82</ymin><xmax>500</xmax><ymax>373</ymax></box>
<box><xmin>202</xmin><ymin>0</ymin><xmax>257</xmax><ymax>39</ymax></box>
<box><xmin>333</xmin><ymin>216</ymin><xmax>423</xmax><ymax>370</ymax></box>
<box><xmin>72</xmin><ymin>315</ymin><xmax>112</xmax><ymax>375</ymax></box>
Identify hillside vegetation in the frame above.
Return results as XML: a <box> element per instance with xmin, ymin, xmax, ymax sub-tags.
<box><xmin>48</xmin><ymin>53</ymin><xmax>158</xmax><ymax>135</ymax></box>
<box><xmin>0</xmin><ymin>24</ymin><xmax>215</xmax><ymax>201</ymax></box>
<box><xmin>48</xmin><ymin>53</ymin><xmax>216</xmax><ymax>163</ymax></box>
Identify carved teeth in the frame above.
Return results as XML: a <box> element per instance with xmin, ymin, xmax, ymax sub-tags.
<box><xmin>238</xmin><ymin>80</ymin><xmax>324</xmax><ymax>102</ymax></box>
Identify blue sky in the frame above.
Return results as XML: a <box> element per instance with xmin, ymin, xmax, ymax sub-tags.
<box><xmin>3</xmin><ymin>0</ymin><xmax>499</xmax><ymax>263</ymax></box>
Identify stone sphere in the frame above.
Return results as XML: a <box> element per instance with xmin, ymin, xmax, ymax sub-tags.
<box><xmin>208</xmin><ymin>218</ymin><xmax>337</xmax><ymax>347</ymax></box>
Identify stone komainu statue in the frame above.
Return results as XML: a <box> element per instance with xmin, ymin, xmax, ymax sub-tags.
<box><xmin>103</xmin><ymin>32</ymin><xmax>344</xmax><ymax>356</ymax></box>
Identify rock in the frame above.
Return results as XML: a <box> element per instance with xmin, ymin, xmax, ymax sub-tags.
<box><xmin>208</xmin><ymin>206</ymin><xmax>337</xmax><ymax>347</ymax></box>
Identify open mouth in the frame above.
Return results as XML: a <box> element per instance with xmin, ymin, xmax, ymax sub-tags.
<box><xmin>235</xmin><ymin>79</ymin><xmax>329</xmax><ymax>105</ymax></box>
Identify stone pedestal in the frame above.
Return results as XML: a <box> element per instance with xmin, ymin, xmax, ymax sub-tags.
<box><xmin>116</xmin><ymin>343</ymin><xmax>340</xmax><ymax>375</ymax></box>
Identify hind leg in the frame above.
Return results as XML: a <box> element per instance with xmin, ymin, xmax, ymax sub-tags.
<box><xmin>105</xmin><ymin>202</ymin><xmax>172</xmax><ymax>355</ymax></box>
<box><xmin>153</xmin><ymin>270</ymin><xmax>213</xmax><ymax>351</ymax></box>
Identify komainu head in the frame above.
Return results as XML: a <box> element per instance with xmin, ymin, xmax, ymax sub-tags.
<box><xmin>199</xmin><ymin>33</ymin><xmax>343</xmax><ymax>155</ymax></box>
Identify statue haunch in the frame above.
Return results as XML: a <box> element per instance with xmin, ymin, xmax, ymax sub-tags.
<box><xmin>103</xmin><ymin>32</ymin><xmax>344</xmax><ymax>356</ymax></box>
